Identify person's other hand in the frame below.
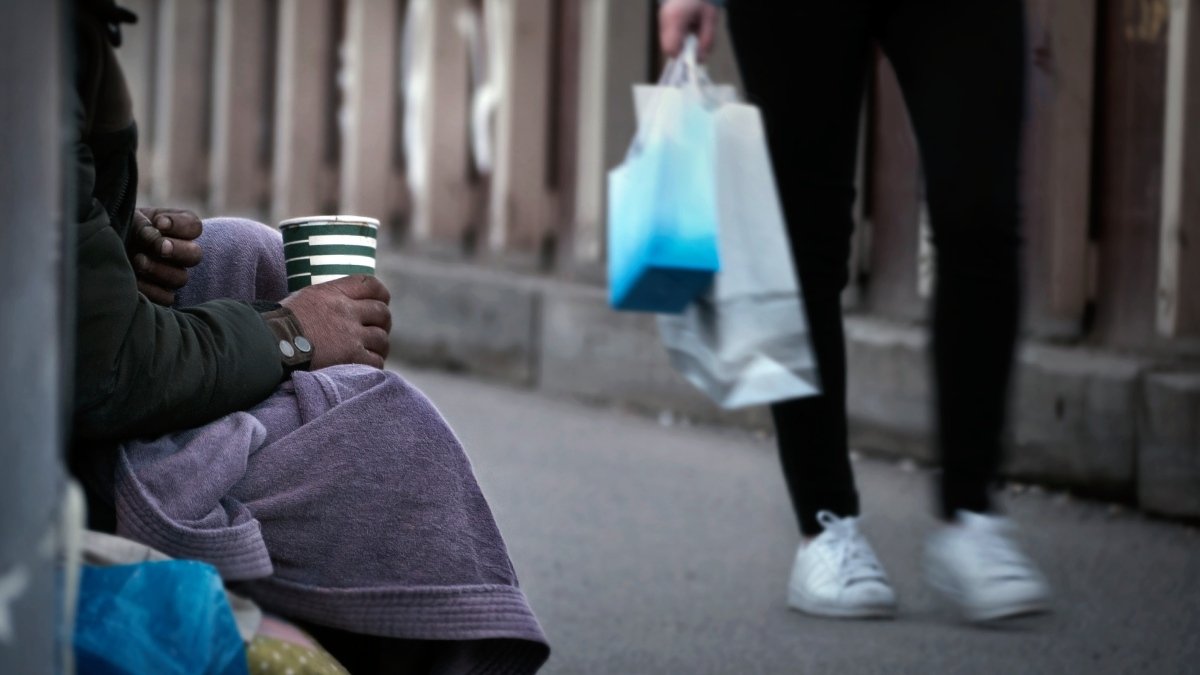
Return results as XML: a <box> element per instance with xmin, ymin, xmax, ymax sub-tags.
<box><xmin>659</xmin><ymin>0</ymin><xmax>720</xmax><ymax>60</ymax></box>
<box><xmin>131</xmin><ymin>207</ymin><xmax>204</xmax><ymax>306</ymax></box>
<box><xmin>280</xmin><ymin>275</ymin><xmax>392</xmax><ymax>370</ymax></box>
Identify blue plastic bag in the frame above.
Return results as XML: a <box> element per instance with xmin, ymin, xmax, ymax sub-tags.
<box><xmin>74</xmin><ymin>561</ymin><xmax>248</xmax><ymax>675</ymax></box>
<box><xmin>607</xmin><ymin>38</ymin><xmax>721</xmax><ymax>313</ymax></box>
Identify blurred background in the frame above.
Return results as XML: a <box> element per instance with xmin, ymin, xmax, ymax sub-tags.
<box><xmin>117</xmin><ymin>0</ymin><xmax>1200</xmax><ymax>519</ymax></box>
<box><xmin>2</xmin><ymin>0</ymin><xmax>1199</xmax><ymax>672</ymax></box>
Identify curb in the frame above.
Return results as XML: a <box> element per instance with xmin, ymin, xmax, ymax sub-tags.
<box><xmin>379</xmin><ymin>252</ymin><xmax>1200</xmax><ymax>518</ymax></box>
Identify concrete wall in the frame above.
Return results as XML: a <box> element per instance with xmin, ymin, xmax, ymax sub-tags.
<box><xmin>380</xmin><ymin>251</ymin><xmax>1200</xmax><ymax>520</ymax></box>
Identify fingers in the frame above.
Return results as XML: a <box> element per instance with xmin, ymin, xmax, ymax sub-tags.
<box><xmin>282</xmin><ymin>276</ymin><xmax>392</xmax><ymax>370</ymax></box>
<box><xmin>153</xmin><ymin>212</ymin><xmax>202</xmax><ymax>241</ymax></box>
<box><xmin>659</xmin><ymin>4</ymin><xmax>688</xmax><ymax>57</ymax></box>
<box><xmin>136</xmin><ymin>220</ymin><xmax>165</xmax><ymax>251</ymax></box>
<box><xmin>138</xmin><ymin>207</ymin><xmax>203</xmax><ymax>241</ymax></box>
<box><xmin>358</xmin><ymin>299</ymin><xmax>392</xmax><ymax>333</ymax></box>
<box><xmin>137</xmin><ymin>279</ymin><xmax>176</xmax><ymax>307</ymax></box>
<box><xmin>360</xmin><ymin>351</ymin><xmax>386</xmax><ymax>370</ymax></box>
<box><xmin>362</xmin><ymin>326</ymin><xmax>390</xmax><ymax>365</ymax></box>
<box><xmin>332</xmin><ymin>274</ymin><xmax>391</xmax><ymax>304</ymax></box>
<box><xmin>696</xmin><ymin>6</ymin><xmax>719</xmax><ymax>61</ymax></box>
<box><xmin>660</xmin><ymin>0</ymin><xmax>720</xmax><ymax>59</ymax></box>
<box><xmin>133</xmin><ymin>253</ymin><xmax>190</xmax><ymax>289</ymax></box>
<box><xmin>135</xmin><ymin>222</ymin><xmax>204</xmax><ymax>267</ymax></box>
<box><xmin>153</xmin><ymin>212</ymin><xmax>203</xmax><ymax>241</ymax></box>
<box><xmin>163</xmin><ymin>238</ymin><xmax>203</xmax><ymax>267</ymax></box>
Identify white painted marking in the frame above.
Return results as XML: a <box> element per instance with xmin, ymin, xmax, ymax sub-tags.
<box><xmin>306</xmin><ymin>254</ymin><xmax>377</xmax><ymax>268</ymax></box>
<box><xmin>307</xmin><ymin>235</ymin><xmax>377</xmax><ymax>248</ymax></box>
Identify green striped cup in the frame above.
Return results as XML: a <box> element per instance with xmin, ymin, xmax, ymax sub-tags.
<box><xmin>279</xmin><ymin>215</ymin><xmax>380</xmax><ymax>292</ymax></box>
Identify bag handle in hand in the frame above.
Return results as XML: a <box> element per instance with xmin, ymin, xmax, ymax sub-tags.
<box><xmin>659</xmin><ymin>35</ymin><xmax>709</xmax><ymax>92</ymax></box>
<box><xmin>625</xmin><ymin>35</ymin><xmax>715</xmax><ymax>162</ymax></box>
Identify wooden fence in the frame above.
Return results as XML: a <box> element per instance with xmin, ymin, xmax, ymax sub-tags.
<box><xmin>119</xmin><ymin>0</ymin><xmax>566</xmax><ymax>263</ymax></box>
<box><xmin>116</xmin><ymin>0</ymin><xmax>1200</xmax><ymax>357</ymax></box>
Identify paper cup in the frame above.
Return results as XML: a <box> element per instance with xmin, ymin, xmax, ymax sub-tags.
<box><xmin>280</xmin><ymin>215</ymin><xmax>380</xmax><ymax>292</ymax></box>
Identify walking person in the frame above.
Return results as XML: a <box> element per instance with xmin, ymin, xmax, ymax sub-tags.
<box><xmin>658</xmin><ymin>0</ymin><xmax>1051</xmax><ymax>622</ymax></box>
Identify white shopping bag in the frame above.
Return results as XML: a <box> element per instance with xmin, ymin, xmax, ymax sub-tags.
<box><xmin>657</xmin><ymin>102</ymin><xmax>820</xmax><ymax>408</ymax></box>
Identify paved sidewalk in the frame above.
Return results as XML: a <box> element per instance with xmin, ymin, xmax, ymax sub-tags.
<box><xmin>401</xmin><ymin>366</ymin><xmax>1199</xmax><ymax>675</ymax></box>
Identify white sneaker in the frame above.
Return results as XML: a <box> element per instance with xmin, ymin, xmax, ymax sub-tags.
<box><xmin>924</xmin><ymin>511</ymin><xmax>1051</xmax><ymax>622</ymax></box>
<box><xmin>787</xmin><ymin>511</ymin><xmax>897</xmax><ymax>618</ymax></box>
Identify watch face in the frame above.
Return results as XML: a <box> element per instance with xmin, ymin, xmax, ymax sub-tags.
<box><xmin>263</xmin><ymin>308</ymin><xmax>313</xmax><ymax>373</ymax></box>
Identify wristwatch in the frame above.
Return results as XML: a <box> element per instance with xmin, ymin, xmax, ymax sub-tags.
<box><xmin>255</xmin><ymin>302</ymin><xmax>313</xmax><ymax>374</ymax></box>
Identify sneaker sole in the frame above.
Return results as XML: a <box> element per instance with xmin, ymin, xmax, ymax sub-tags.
<box><xmin>787</xmin><ymin>588</ymin><xmax>896</xmax><ymax>620</ymax></box>
<box><xmin>925</xmin><ymin>561</ymin><xmax>1050</xmax><ymax>623</ymax></box>
<box><xmin>965</xmin><ymin>599</ymin><xmax>1050</xmax><ymax>623</ymax></box>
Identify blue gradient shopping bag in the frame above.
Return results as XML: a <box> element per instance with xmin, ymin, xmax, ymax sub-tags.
<box><xmin>608</xmin><ymin>38</ymin><xmax>722</xmax><ymax>313</ymax></box>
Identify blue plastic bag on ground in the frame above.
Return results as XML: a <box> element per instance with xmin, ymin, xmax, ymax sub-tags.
<box><xmin>607</xmin><ymin>37</ymin><xmax>724</xmax><ymax>313</ymax></box>
<box><xmin>74</xmin><ymin>561</ymin><xmax>248</xmax><ymax>675</ymax></box>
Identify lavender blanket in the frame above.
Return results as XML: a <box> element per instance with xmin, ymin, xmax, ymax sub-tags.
<box><xmin>117</xmin><ymin>218</ymin><xmax>548</xmax><ymax>673</ymax></box>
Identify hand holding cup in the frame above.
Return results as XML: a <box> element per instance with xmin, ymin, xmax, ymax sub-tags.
<box><xmin>278</xmin><ymin>215</ymin><xmax>388</xmax><ymax>369</ymax></box>
<box><xmin>280</xmin><ymin>274</ymin><xmax>392</xmax><ymax>370</ymax></box>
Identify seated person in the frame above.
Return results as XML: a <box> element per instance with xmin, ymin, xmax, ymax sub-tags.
<box><xmin>69</xmin><ymin>2</ymin><xmax>549</xmax><ymax>672</ymax></box>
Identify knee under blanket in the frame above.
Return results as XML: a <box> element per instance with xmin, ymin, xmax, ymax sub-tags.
<box><xmin>109</xmin><ymin>218</ymin><xmax>548</xmax><ymax>673</ymax></box>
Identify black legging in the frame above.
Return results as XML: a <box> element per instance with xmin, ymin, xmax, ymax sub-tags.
<box><xmin>726</xmin><ymin>0</ymin><xmax>1026</xmax><ymax>535</ymax></box>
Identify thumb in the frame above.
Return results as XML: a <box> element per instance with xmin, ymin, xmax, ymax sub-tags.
<box><xmin>659</xmin><ymin>10</ymin><xmax>687</xmax><ymax>57</ymax></box>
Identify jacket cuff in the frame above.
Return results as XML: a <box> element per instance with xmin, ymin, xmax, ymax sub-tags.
<box><xmin>255</xmin><ymin>303</ymin><xmax>313</xmax><ymax>374</ymax></box>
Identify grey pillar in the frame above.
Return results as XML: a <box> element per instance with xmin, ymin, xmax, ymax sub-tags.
<box><xmin>0</xmin><ymin>0</ymin><xmax>68</xmax><ymax>672</ymax></box>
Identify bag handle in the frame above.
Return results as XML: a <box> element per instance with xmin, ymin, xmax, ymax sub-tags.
<box><xmin>659</xmin><ymin>35</ymin><xmax>705</xmax><ymax>91</ymax></box>
<box><xmin>625</xmin><ymin>36</ymin><xmax>715</xmax><ymax>162</ymax></box>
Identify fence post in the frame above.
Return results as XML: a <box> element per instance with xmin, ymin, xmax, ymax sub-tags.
<box><xmin>0</xmin><ymin>0</ymin><xmax>66</xmax><ymax>671</ymax></box>
<box><xmin>568</xmin><ymin>0</ymin><xmax>609</xmax><ymax>271</ymax></box>
<box><xmin>487</xmin><ymin>0</ymin><xmax>555</xmax><ymax>257</ymax></box>
<box><xmin>210</xmin><ymin>0</ymin><xmax>274</xmax><ymax>216</ymax></box>
<box><xmin>403</xmin><ymin>0</ymin><xmax>475</xmax><ymax>249</ymax></box>
<box><xmin>150</xmin><ymin>0</ymin><xmax>214</xmax><ymax>206</ymax></box>
<box><xmin>568</xmin><ymin>0</ymin><xmax>655</xmax><ymax>280</ymax></box>
<box><xmin>1022</xmin><ymin>0</ymin><xmax>1098</xmax><ymax>338</ymax></box>
<box><xmin>1091</xmin><ymin>0</ymin><xmax>1171</xmax><ymax>348</ymax></box>
<box><xmin>1158</xmin><ymin>0</ymin><xmax>1200</xmax><ymax>337</ymax></box>
<box><xmin>548</xmin><ymin>0</ymin><xmax>581</xmax><ymax>273</ymax></box>
<box><xmin>340</xmin><ymin>0</ymin><xmax>403</xmax><ymax>228</ymax></box>
<box><xmin>272</xmin><ymin>0</ymin><xmax>339</xmax><ymax>223</ymax></box>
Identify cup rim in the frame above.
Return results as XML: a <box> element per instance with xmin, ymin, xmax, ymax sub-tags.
<box><xmin>279</xmin><ymin>214</ymin><xmax>381</xmax><ymax>228</ymax></box>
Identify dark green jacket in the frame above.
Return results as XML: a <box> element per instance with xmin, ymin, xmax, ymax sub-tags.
<box><xmin>71</xmin><ymin>2</ymin><xmax>284</xmax><ymax>442</ymax></box>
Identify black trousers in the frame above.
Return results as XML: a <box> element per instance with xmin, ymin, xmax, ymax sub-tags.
<box><xmin>726</xmin><ymin>0</ymin><xmax>1026</xmax><ymax>535</ymax></box>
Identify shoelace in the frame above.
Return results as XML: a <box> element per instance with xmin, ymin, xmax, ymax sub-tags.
<box><xmin>815</xmin><ymin>511</ymin><xmax>887</xmax><ymax>586</ymax></box>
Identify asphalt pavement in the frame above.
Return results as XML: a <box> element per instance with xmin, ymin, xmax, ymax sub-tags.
<box><xmin>400</xmin><ymin>366</ymin><xmax>1200</xmax><ymax>675</ymax></box>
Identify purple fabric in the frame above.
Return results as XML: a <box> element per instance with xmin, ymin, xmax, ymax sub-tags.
<box><xmin>176</xmin><ymin>217</ymin><xmax>289</xmax><ymax>307</ymax></box>
<box><xmin>115</xmin><ymin>218</ymin><xmax>549</xmax><ymax>673</ymax></box>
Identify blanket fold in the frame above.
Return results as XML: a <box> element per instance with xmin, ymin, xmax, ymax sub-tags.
<box><xmin>105</xmin><ymin>217</ymin><xmax>548</xmax><ymax>673</ymax></box>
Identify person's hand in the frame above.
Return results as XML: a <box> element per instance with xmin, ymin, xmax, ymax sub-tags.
<box><xmin>280</xmin><ymin>275</ymin><xmax>392</xmax><ymax>370</ymax></box>
<box><xmin>659</xmin><ymin>0</ymin><xmax>720</xmax><ymax>60</ymax></box>
<box><xmin>130</xmin><ymin>207</ymin><xmax>204</xmax><ymax>306</ymax></box>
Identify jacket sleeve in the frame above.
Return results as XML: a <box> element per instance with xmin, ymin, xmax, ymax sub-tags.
<box><xmin>71</xmin><ymin>97</ymin><xmax>285</xmax><ymax>442</ymax></box>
